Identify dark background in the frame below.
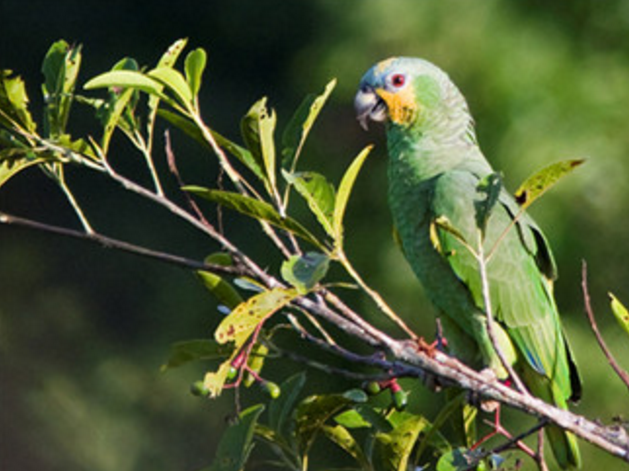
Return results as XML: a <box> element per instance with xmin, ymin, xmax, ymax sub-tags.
<box><xmin>2</xmin><ymin>1</ymin><xmax>629</xmax><ymax>469</ymax></box>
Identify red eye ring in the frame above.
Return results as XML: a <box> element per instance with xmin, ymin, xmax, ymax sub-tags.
<box><xmin>391</xmin><ymin>74</ymin><xmax>406</xmax><ymax>87</ymax></box>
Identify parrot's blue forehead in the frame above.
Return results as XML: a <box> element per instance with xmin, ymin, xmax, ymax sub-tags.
<box><xmin>359</xmin><ymin>57</ymin><xmax>443</xmax><ymax>88</ymax></box>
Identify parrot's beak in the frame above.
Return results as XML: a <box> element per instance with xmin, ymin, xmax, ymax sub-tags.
<box><xmin>354</xmin><ymin>85</ymin><xmax>387</xmax><ymax>131</ymax></box>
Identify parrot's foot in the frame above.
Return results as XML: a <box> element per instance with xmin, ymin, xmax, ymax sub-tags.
<box><xmin>404</xmin><ymin>337</ymin><xmax>446</xmax><ymax>357</ymax></box>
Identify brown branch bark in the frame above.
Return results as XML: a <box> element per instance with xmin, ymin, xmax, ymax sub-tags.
<box><xmin>0</xmin><ymin>211</ymin><xmax>248</xmax><ymax>277</ymax></box>
<box><xmin>581</xmin><ymin>260</ymin><xmax>629</xmax><ymax>393</ymax></box>
<box><xmin>3</xmin><ymin>209</ymin><xmax>629</xmax><ymax>463</ymax></box>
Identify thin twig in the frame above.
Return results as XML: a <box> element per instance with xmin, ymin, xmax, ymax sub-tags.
<box><xmin>0</xmin><ymin>211</ymin><xmax>247</xmax><ymax>277</ymax></box>
<box><xmin>581</xmin><ymin>260</ymin><xmax>629</xmax><ymax>393</ymax></box>
<box><xmin>474</xmin><ymin>418</ymin><xmax>548</xmax><ymax>464</ymax></box>
<box><xmin>477</xmin><ymin>231</ymin><xmax>529</xmax><ymax>395</ymax></box>
<box><xmin>56</xmin><ymin>174</ymin><xmax>95</xmax><ymax>234</ymax></box>
<box><xmin>337</xmin><ymin>250</ymin><xmax>419</xmax><ymax>340</ymax></box>
<box><xmin>165</xmin><ymin>130</ymin><xmax>213</xmax><ymax>227</ymax></box>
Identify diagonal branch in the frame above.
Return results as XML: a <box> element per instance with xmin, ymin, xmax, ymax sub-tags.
<box><xmin>581</xmin><ymin>260</ymin><xmax>629</xmax><ymax>393</ymax></box>
<box><xmin>0</xmin><ymin>211</ymin><xmax>247</xmax><ymax>277</ymax></box>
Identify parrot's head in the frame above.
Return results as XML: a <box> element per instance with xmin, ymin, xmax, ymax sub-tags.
<box><xmin>355</xmin><ymin>57</ymin><xmax>467</xmax><ymax>132</ymax></box>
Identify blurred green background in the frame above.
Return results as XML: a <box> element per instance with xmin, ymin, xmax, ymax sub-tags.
<box><xmin>2</xmin><ymin>1</ymin><xmax>629</xmax><ymax>470</ymax></box>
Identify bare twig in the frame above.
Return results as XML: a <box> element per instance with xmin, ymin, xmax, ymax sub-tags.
<box><xmin>477</xmin><ymin>232</ymin><xmax>529</xmax><ymax>395</ymax></box>
<box><xmin>473</xmin><ymin>418</ymin><xmax>548</xmax><ymax>468</ymax></box>
<box><xmin>336</xmin><ymin>250</ymin><xmax>419</xmax><ymax>340</ymax></box>
<box><xmin>581</xmin><ymin>260</ymin><xmax>629</xmax><ymax>393</ymax></box>
<box><xmin>0</xmin><ymin>211</ymin><xmax>247</xmax><ymax>277</ymax></box>
<box><xmin>165</xmin><ymin>130</ymin><xmax>214</xmax><ymax>227</ymax></box>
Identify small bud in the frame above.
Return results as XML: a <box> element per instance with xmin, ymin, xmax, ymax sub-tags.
<box><xmin>364</xmin><ymin>381</ymin><xmax>382</xmax><ymax>395</ymax></box>
<box><xmin>262</xmin><ymin>381</ymin><xmax>281</xmax><ymax>399</ymax></box>
<box><xmin>392</xmin><ymin>389</ymin><xmax>408</xmax><ymax>411</ymax></box>
<box><xmin>243</xmin><ymin>371</ymin><xmax>256</xmax><ymax>387</ymax></box>
<box><xmin>190</xmin><ymin>381</ymin><xmax>209</xmax><ymax>397</ymax></box>
<box><xmin>226</xmin><ymin>366</ymin><xmax>238</xmax><ymax>381</ymax></box>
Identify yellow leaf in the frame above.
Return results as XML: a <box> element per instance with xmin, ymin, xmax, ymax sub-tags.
<box><xmin>215</xmin><ymin>287</ymin><xmax>299</xmax><ymax>345</ymax></box>
<box><xmin>204</xmin><ymin>361</ymin><xmax>233</xmax><ymax>398</ymax></box>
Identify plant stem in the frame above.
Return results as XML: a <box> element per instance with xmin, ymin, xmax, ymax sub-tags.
<box><xmin>476</xmin><ymin>231</ymin><xmax>528</xmax><ymax>395</ymax></box>
<box><xmin>56</xmin><ymin>175</ymin><xmax>94</xmax><ymax>234</ymax></box>
<box><xmin>337</xmin><ymin>250</ymin><xmax>418</xmax><ymax>340</ymax></box>
<box><xmin>0</xmin><ymin>211</ymin><xmax>247</xmax><ymax>276</ymax></box>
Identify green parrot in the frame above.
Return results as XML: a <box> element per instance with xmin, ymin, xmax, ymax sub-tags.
<box><xmin>355</xmin><ymin>57</ymin><xmax>581</xmax><ymax>469</ymax></box>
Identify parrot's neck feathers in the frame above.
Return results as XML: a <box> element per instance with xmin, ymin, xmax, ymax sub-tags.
<box><xmin>422</xmin><ymin>76</ymin><xmax>477</xmax><ymax>148</ymax></box>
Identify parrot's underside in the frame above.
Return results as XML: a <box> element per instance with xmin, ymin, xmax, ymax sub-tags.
<box><xmin>355</xmin><ymin>57</ymin><xmax>582</xmax><ymax>469</ymax></box>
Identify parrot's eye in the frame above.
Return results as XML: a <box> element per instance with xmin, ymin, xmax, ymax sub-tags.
<box><xmin>390</xmin><ymin>74</ymin><xmax>406</xmax><ymax>88</ymax></box>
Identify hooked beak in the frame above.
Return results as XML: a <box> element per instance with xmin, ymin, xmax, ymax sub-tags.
<box><xmin>354</xmin><ymin>85</ymin><xmax>387</xmax><ymax>131</ymax></box>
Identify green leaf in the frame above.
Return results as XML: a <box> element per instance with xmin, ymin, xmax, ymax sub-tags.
<box><xmin>609</xmin><ymin>292</ymin><xmax>629</xmax><ymax>339</ymax></box>
<box><xmin>85</xmin><ymin>70</ymin><xmax>169</xmax><ymax>100</ymax></box>
<box><xmin>241</xmin><ymin>97</ymin><xmax>277</xmax><ymax>194</ymax></box>
<box><xmin>157</xmin><ymin>38</ymin><xmax>188</xmax><ymax>68</ymax></box>
<box><xmin>514</xmin><ymin>159</ymin><xmax>584</xmax><ymax>209</ymax></box>
<box><xmin>333</xmin><ymin>145</ymin><xmax>373</xmax><ymax>249</ymax></box>
<box><xmin>245</xmin><ymin>343</ymin><xmax>268</xmax><ymax>382</ymax></box>
<box><xmin>41</xmin><ymin>40</ymin><xmax>82</xmax><ymax>137</ymax></box>
<box><xmin>184</xmin><ymin>186</ymin><xmax>323</xmax><ymax>249</ymax></box>
<box><xmin>282</xmin><ymin>79</ymin><xmax>336</xmax><ymax>170</ymax></box>
<box><xmin>208</xmin><ymin>404</ymin><xmax>265</xmax><ymax>471</ymax></box>
<box><xmin>334</xmin><ymin>409</ymin><xmax>371</xmax><ymax>429</ymax></box>
<box><xmin>281</xmin><ymin>252</ymin><xmax>330</xmax><ymax>294</ymax></box>
<box><xmin>375</xmin><ymin>411</ymin><xmax>430</xmax><ymax>471</ymax></box>
<box><xmin>161</xmin><ymin>339</ymin><xmax>234</xmax><ymax>371</ymax></box>
<box><xmin>269</xmin><ymin>371</ymin><xmax>307</xmax><ymax>435</ymax></box>
<box><xmin>95</xmin><ymin>58</ymin><xmax>140</xmax><ymax>154</ymax></box>
<box><xmin>322</xmin><ymin>424</ymin><xmax>370</xmax><ymax>469</ymax></box>
<box><xmin>56</xmin><ymin>134</ymin><xmax>98</xmax><ymax>160</ymax></box>
<box><xmin>436</xmin><ymin>448</ymin><xmax>473</xmax><ymax>471</ymax></box>
<box><xmin>147</xmin><ymin>38</ymin><xmax>188</xmax><ymax>138</ymax></box>
<box><xmin>283</xmin><ymin>170</ymin><xmax>336</xmax><ymax>236</ymax></box>
<box><xmin>0</xmin><ymin>70</ymin><xmax>36</xmax><ymax>131</ymax></box>
<box><xmin>295</xmin><ymin>393</ymin><xmax>366</xmax><ymax>454</ymax></box>
<box><xmin>474</xmin><ymin>172</ymin><xmax>502</xmax><ymax>236</ymax></box>
<box><xmin>197</xmin><ymin>270</ymin><xmax>243</xmax><ymax>310</ymax></box>
<box><xmin>197</xmin><ymin>253</ymin><xmax>243</xmax><ymax>309</ymax></box>
<box><xmin>148</xmin><ymin>66</ymin><xmax>193</xmax><ymax>106</ymax></box>
<box><xmin>157</xmin><ymin>109</ymin><xmax>266</xmax><ymax>181</ymax></box>
<box><xmin>185</xmin><ymin>48</ymin><xmax>207</xmax><ymax>99</ymax></box>
<box><xmin>0</xmin><ymin>157</ymin><xmax>44</xmax><ymax>189</ymax></box>
<box><xmin>42</xmin><ymin>40</ymin><xmax>69</xmax><ymax>97</ymax></box>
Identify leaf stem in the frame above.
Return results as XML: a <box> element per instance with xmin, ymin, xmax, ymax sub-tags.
<box><xmin>0</xmin><ymin>211</ymin><xmax>247</xmax><ymax>276</ymax></box>
<box><xmin>581</xmin><ymin>261</ymin><xmax>629</xmax><ymax>393</ymax></box>
<box><xmin>56</xmin><ymin>175</ymin><xmax>94</xmax><ymax>234</ymax></box>
<box><xmin>476</xmin><ymin>231</ymin><xmax>529</xmax><ymax>395</ymax></box>
<box><xmin>337</xmin><ymin>250</ymin><xmax>418</xmax><ymax>340</ymax></box>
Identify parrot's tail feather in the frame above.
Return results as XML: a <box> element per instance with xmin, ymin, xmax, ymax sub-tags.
<box><xmin>546</xmin><ymin>424</ymin><xmax>581</xmax><ymax>469</ymax></box>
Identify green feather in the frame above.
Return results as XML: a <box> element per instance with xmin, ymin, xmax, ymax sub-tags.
<box><xmin>357</xmin><ymin>57</ymin><xmax>581</xmax><ymax>469</ymax></box>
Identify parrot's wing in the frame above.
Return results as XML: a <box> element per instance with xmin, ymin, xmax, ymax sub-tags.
<box><xmin>430</xmin><ymin>169</ymin><xmax>576</xmax><ymax>400</ymax></box>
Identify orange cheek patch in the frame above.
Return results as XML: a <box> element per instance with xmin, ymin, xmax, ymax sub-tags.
<box><xmin>376</xmin><ymin>88</ymin><xmax>418</xmax><ymax>126</ymax></box>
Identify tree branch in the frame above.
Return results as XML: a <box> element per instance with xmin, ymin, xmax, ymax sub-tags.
<box><xmin>581</xmin><ymin>260</ymin><xmax>629</xmax><ymax>393</ymax></box>
<box><xmin>0</xmin><ymin>211</ymin><xmax>247</xmax><ymax>277</ymax></box>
